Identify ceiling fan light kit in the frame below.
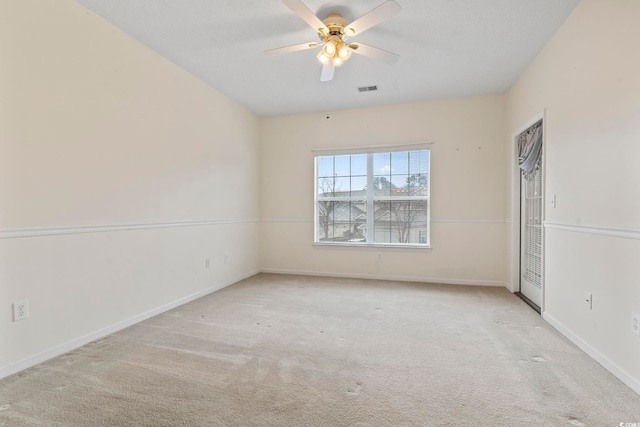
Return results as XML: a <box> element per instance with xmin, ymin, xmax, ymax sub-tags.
<box><xmin>315</xmin><ymin>14</ymin><xmax>358</xmax><ymax>68</ymax></box>
<box><xmin>265</xmin><ymin>0</ymin><xmax>401</xmax><ymax>82</ymax></box>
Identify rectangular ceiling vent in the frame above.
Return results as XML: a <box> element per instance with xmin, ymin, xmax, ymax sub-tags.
<box><xmin>358</xmin><ymin>85</ymin><xmax>378</xmax><ymax>92</ymax></box>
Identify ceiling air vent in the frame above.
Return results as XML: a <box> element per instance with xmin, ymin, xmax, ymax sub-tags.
<box><xmin>358</xmin><ymin>85</ymin><xmax>378</xmax><ymax>92</ymax></box>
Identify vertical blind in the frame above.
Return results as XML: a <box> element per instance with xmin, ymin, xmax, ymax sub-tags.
<box><xmin>523</xmin><ymin>167</ymin><xmax>543</xmax><ymax>289</ymax></box>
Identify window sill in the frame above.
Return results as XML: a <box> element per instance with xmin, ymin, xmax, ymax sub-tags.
<box><xmin>312</xmin><ymin>242</ymin><xmax>432</xmax><ymax>252</ymax></box>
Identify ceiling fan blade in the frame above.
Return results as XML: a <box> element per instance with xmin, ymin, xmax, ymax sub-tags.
<box><xmin>264</xmin><ymin>42</ymin><xmax>319</xmax><ymax>57</ymax></box>
<box><xmin>350</xmin><ymin>43</ymin><xmax>399</xmax><ymax>65</ymax></box>
<box><xmin>344</xmin><ymin>1</ymin><xmax>401</xmax><ymax>36</ymax></box>
<box><xmin>282</xmin><ymin>0</ymin><xmax>328</xmax><ymax>33</ymax></box>
<box><xmin>320</xmin><ymin>61</ymin><xmax>335</xmax><ymax>82</ymax></box>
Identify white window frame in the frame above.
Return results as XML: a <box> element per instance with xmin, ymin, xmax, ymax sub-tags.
<box><xmin>314</xmin><ymin>147</ymin><xmax>431</xmax><ymax>248</ymax></box>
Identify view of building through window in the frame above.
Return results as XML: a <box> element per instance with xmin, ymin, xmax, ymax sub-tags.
<box><xmin>315</xmin><ymin>149</ymin><xmax>430</xmax><ymax>246</ymax></box>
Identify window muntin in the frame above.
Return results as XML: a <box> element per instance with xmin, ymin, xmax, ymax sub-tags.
<box><xmin>315</xmin><ymin>149</ymin><xmax>430</xmax><ymax>247</ymax></box>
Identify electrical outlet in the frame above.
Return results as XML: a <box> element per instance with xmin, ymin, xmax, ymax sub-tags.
<box><xmin>584</xmin><ymin>292</ymin><xmax>592</xmax><ymax>310</ymax></box>
<box><xmin>377</xmin><ymin>253</ymin><xmax>383</xmax><ymax>262</ymax></box>
<box><xmin>224</xmin><ymin>254</ymin><xmax>229</xmax><ymax>264</ymax></box>
<box><xmin>205</xmin><ymin>258</ymin><xmax>211</xmax><ymax>268</ymax></box>
<box><xmin>13</xmin><ymin>300</ymin><xmax>29</xmax><ymax>322</ymax></box>
<box><xmin>631</xmin><ymin>312</ymin><xmax>640</xmax><ymax>336</ymax></box>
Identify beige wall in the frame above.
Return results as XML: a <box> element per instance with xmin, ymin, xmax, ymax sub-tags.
<box><xmin>260</xmin><ymin>95</ymin><xmax>509</xmax><ymax>285</ymax></box>
<box><xmin>506</xmin><ymin>0</ymin><xmax>640</xmax><ymax>392</ymax></box>
<box><xmin>0</xmin><ymin>0</ymin><xmax>260</xmax><ymax>374</ymax></box>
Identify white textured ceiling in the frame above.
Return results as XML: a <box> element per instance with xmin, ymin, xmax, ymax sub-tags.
<box><xmin>76</xmin><ymin>0</ymin><xmax>580</xmax><ymax>117</ymax></box>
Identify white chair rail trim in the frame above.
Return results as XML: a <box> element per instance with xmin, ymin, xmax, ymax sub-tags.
<box><xmin>0</xmin><ymin>219</ymin><xmax>260</xmax><ymax>240</ymax></box>
<box><xmin>544</xmin><ymin>221</ymin><xmax>640</xmax><ymax>241</ymax></box>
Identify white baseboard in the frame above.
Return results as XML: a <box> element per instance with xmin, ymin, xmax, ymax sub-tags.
<box><xmin>0</xmin><ymin>270</ymin><xmax>260</xmax><ymax>380</ymax></box>
<box><xmin>260</xmin><ymin>268</ymin><xmax>508</xmax><ymax>288</ymax></box>
<box><xmin>543</xmin><ymin>312</ymin><xmax>640</xmax><ymax>396</ymax></box>
<box><xmin>6</xmin><ymin>270</ymin><xmax>637</xmax><ymax>400</ymax></box>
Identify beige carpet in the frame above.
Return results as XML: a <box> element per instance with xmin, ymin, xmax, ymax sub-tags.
<box><xmin>1</xmin><ymin>273</ymin><xmax>639</xmax><ymax>426</ymax></box>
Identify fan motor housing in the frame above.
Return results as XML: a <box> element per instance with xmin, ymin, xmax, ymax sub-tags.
<box><xmin>322</xmin><ymin>13</ymin><xmax>349</xmax><ymax>35</ymax></box>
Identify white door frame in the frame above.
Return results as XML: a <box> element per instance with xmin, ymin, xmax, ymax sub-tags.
<box><xmin>510</xmin><ymin>110</ymin><xmax>546</xmax><ymax>312</ymax></box>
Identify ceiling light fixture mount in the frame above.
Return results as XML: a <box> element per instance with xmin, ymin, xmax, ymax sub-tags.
<box><xmin>264</xmin><ymin>0</ymin><xmax>401</xmax><ymax>82</ymax></box>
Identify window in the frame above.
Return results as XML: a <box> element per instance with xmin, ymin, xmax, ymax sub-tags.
<box><xmin>315</xmin><ymin>149</ymin><xmax>430</xmax><ymax>247</ymax></box>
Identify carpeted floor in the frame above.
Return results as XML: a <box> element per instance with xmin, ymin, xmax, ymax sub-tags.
<box><xmin>1</xmin><ymin>273</ymin><xmax>639</xmax><ymax>426</ymax></box>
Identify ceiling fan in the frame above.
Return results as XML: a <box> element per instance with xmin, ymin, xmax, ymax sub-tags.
<box><xmin>264</xmin><ymin>0</ymin><xmax>401</xmax><ymax>82</ymax></box>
